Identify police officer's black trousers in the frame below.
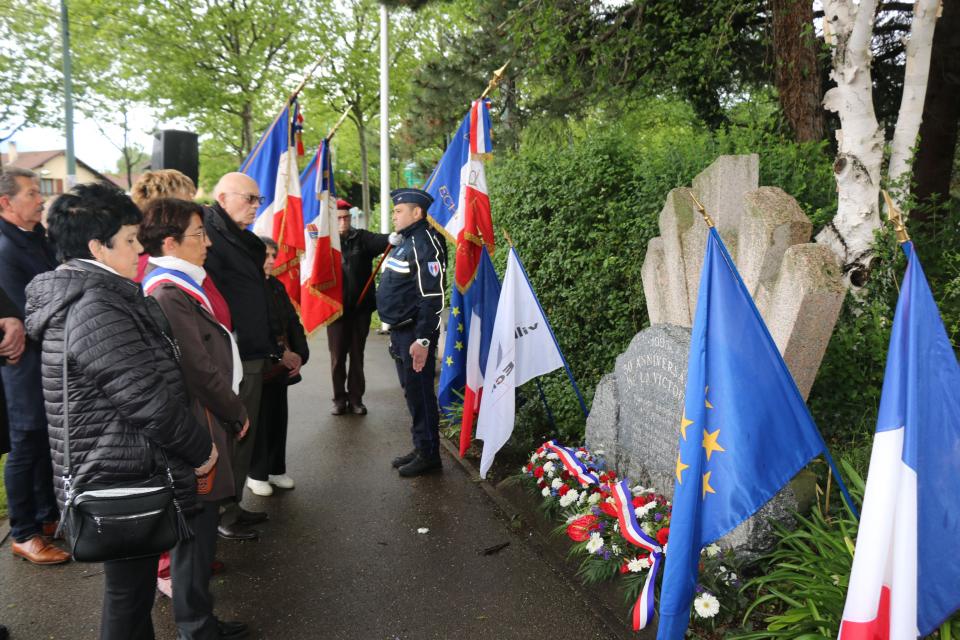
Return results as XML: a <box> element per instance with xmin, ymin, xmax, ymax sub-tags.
<box><xmin>389</xmin><ymin>325</ymin><xmax>440</xmax><ymax>455</ymax></box>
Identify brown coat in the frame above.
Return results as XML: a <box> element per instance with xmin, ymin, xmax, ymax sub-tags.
<box><xmin>147</xmin><ymin>274</ymin><xmax>248</xmax><ymax>503</ymax></box>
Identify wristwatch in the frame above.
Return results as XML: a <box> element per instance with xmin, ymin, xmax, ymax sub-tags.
<box><xmin>416</xmin><ymin>338</ymin><xmax>430</xmax><ymax>348</ymax></box>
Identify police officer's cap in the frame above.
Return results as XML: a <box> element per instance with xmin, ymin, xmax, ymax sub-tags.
<box><xmin>390</xmin><ymin>188</ymin><xmax>433</xmax><ymax>210</ymax></box>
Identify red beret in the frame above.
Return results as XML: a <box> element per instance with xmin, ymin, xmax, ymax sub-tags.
<box><xmin>336</xmin><ymin>199</ymin><xmax>352</xmax><ymax>210</ymax></box>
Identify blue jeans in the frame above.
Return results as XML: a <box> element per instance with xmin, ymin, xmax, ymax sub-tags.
<box><xmin>4</xmin><ymin>428</ymin><xmax>59</xmax><ymax>542</ymax></box>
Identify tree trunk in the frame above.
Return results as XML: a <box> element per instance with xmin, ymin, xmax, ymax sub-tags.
<box><xmin>356</xmin><ymin>108</ymin><xmax>371</xmax><ymax>218</ymax></box>
<box><xmin>913</xmin><ymin>0</ymin><xmax>960</xmax><ymax>209</ymax></box>
<box><xmin>241</xmin><ymin>101</ymin><xmax>254</xmax><ymax>161</ymax></box>
<box><xmin>818</xmin><ymin>0</ymin><xmax>884</xmax><ymax>286</ymax></box>
<box><xmin>886</xmin><ymin>0</ymin><xmax>940</xmax><ymax>208</ymax></box>
<box><xmin>771</xmin><ymin>0</ymin><xmax>825</xmax><ymax>142</ymax></box>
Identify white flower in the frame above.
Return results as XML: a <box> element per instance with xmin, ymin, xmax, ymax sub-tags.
<box><xmin>631</xmin><ymin>484</ymin><xmax>646</xmax><ymax>496</ymax></box>
<box><xmin>417</xmin><ymin>528</ymin><xmax>429</xmax><ymax>534</ymax></box>
<box><xmin>611</xmin><ymin>543</ymin><xmax>621</xmax><ymax>554</ymax></box>
<box><xmin>543</xmin><ymin>461</ymin><xmax>556</xmax><ymax>475</ymax></box>
<box><xmin>574</xmin><ymin>450</ymin><xmax>586</xmax><ymax>459</ymax></box>
<box><xmin>627</xmin><ymin>557</ymin><xmax>647</xmax><ymax>573</ymax></box>
<box><xmin>641</xmin><ymin>522</ymin><xmax>654</xmax><ymax>536</ymax></box>
<box><xmin>541</xmin><ymin>487</ymin><xmax>551</xmax><ymax>497</ymax></box>
<box><xmin>559</xmin><ymin>489</ymin><xmax>580</xmax><ymax>508</ymax></box>
<box><xmin>613</xmin><ymin>522</ymin><xmax>620</xmax><ymax>533</ymax></box>
<box><xmin>530</xmin><ymin>453</ymin><xmax>539</xmax><ymax>464</ymax></box>
<box><xmin>586</xmin><ymin>532</ymin><xmax>604</xmax><ymax>554</ymax></box>
<box><xmin>588</xmin><ymin>492</ymin><xmax>602</xmax><ymax>505</ymax></box>
<box><xmin>577</xmin><ymin>491</ymin><xmax>588</xmax><ymax>505</ymax></box>
<box><xmin>551</xmin><ymin>478</ymin><xmax>563</xmax><ymax>489</ymax></box>
<box><xmin>704</xmin><ymin>543</ymin><xmax>721</xmax><ymax>558</ymax></box>
<box><xmin>546</xmin><ymin>452</ymin><xmax>559</xmax><ymax>460</ymax></box>
<box><xmin>693</xmin><ymin>593</ymin><xmax>720</xmax><ymax>619</ymax></box>
<box><xmin>634</xmin><ymin>502</ymin><xmax>656</xmax><ymax>519</ymax></box>
<box><xmin>725</xmin><ymin>571</ymin><xmax>738</xmax><ymax>584</ymax></box>
<box><xmin>521</xmin><ymin>466</ymin><xmax>528</xmax><ymax>474</ymax></box>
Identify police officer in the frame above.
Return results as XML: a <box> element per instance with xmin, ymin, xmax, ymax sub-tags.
<box><xmin>376</xmin><ymin>188</ymin><xmax>446</xmax><ymax>477</ymax></box>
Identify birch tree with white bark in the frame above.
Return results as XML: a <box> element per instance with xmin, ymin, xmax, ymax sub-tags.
<box><xmin>818</xmin><ymin>0</ymin><xmax>941</xmax><ymax>286</ymax></box>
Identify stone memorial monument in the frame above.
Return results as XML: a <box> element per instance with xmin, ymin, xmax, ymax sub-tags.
<box><xmin>586</xmin><ymin>155</ymin><xmax>845</xmax><ymax>557</ymax></box>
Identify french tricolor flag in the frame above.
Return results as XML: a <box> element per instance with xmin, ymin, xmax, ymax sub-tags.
<box><xmin>839</xmin><ymin>242</ymin><xmax>960</xmax><ymax>640</ymax></box>
<box><xmin>422</xmin><ymin>99</ymin><xmax>495</xmax><ymax>292</ymax></box>
<box><xmin>242</xmin><ymin>100</ymin><xmax>306</xmax><ymax>304</ymax></box>
<box><xmin>298</xmin><ymin>139</ymin><xmax>343</xmax><ymax>333</ymax></box>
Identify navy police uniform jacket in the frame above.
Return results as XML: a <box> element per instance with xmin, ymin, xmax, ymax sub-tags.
<box><xmin>376</xmin><ymin>219</ymin><xmax>446</xmax><ymax>339</ymax></box>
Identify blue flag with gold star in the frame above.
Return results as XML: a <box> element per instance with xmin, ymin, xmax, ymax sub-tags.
<box><xmin>438</xmin><ymin>250</ymin><xmax>500</xmax><ymax>432</ymax></box>
<box><xmin>656</xmin><ymin>228</ymin><xmax>827</xmax><ymax>639</ymax></box>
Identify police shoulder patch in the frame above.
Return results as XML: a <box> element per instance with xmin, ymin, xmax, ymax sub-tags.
<box><xmin>427</xmin><ymin>261</ymin><xmax>441</xmax><ymax>277</ymax></box>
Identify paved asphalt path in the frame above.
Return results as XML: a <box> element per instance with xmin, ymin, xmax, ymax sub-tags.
<box><xmin>1</xmin><ymin>331</ymin><xmax>621</xmax><ymax>639</ymax></box>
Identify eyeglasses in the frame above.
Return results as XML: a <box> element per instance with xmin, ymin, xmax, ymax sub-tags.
<box><xmin>230</xmin><ymin>192</ymin><xmax>265</xmax><ymax>205</ymax></box>
<box><xmin>182</xmin><ymin>228</ymin><xmax>207</xmax><ymax>240</ymax></box>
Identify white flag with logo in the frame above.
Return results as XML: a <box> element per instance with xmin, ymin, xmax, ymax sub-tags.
<box><xmin>476</xmin><ymin>248</ymin><xmax>564</xmax><ymax>478</ymax></box>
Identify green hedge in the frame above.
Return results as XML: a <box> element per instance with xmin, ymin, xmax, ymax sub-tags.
<box><xmin>486</xmin><ymin>109</ymin><xmax>837</xmax><ymax>453</ymax></box>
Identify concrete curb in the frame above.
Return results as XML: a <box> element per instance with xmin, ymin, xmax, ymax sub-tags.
<box><xmin>438</xmin><ymin>437</ymin><xmax>651</xmax><ymax>640</ymax></box>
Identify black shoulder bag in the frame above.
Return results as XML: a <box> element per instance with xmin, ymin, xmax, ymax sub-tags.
<box><xmin>59</xmin><ymin>304</ymin><xmax>191</xmax><ymax>562</ymax></box>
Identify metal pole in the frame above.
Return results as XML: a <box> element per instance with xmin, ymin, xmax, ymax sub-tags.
<box><xmin>379</xmin><ymin>3</ymin><xmax>390</xmax><ymax>235</ymax></box>
<box><xmin>60</xmin><ymin>0</ymin><xmax>76</xmax><ymax>188</ymax></box>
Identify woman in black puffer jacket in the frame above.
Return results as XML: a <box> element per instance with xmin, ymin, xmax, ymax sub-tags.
<box><xmin>25</xmin><ymin>182</ymin><xmax>215</xmax><ymax>640</ymax></box>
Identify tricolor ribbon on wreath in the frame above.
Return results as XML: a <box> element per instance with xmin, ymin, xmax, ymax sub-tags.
<box><xmin>544</xmin><ymin>440</ymin><xmax>599</xmax><ymax>486</ymax></box>
<box><xmin>611</xmin><ymin>479</ymin><xmax>664</xmax><ymax>632</ymax></box>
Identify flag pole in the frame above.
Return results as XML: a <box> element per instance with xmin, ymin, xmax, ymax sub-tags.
<box><xmin>325</xmin><ymin>106</ymin><xmax>353</xmax><ymax>142</ymax></box>
<box><xmin>882</xmin><ymin>189</ymin><xmax>911</xmax><ymax>244</ymax></box>
<box><xmin>688</xmin><ymin>191</ymin><xmax>860</xmax><ymax>520</ymax></box>
<box><xmin>501</xmin><ymin>227</ymin><xmax>589</xmax><ymax>419</ymax></box>
<box><xmin>356</xmin><ymin>245</ymin><xmax>391</xmax><ymax>310</ymax></box>
<box><xmin>480</xmin><ymin>60</ymin><xmax>510</xmax><ymax>100</ymax></box>
<box><xmin>241</xmin><ymin>58</ymin><xmax>326</xmax><ymax>173</ymax></box>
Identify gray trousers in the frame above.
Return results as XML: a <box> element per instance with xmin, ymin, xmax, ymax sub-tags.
<box><xmin>170</xmin><ymin>502</ymin><xmax>219</xmax><ymax>639</ymax></box>
<box><xmin>221</xmin><ymin>358</ymin><xmax>265</xmax><ymax>524</ymax></box>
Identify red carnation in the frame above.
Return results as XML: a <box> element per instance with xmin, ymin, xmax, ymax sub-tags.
<box><xmin>524</xmin><ymin>463</ymin><xmax>533</xmax><ymax>473</ymax></box>
<box><xmin>558</xmin><ymin>485</ymin><xmax>571</xmax><ymax>496</ymax></box>
<box><xmin>656</xmin><ymin>527</ymin><xmax>670</xmax><ymax>546</ymax></box>
<box><xmin>561</xmin><ymin>470</ymin><xmax>571</xmax><ymax>480</ymax></box>
<box><xmin>600</xmin><ymin>502</ymin><xmax>619</xmax><ymax>518</ymax></box>
<box><xmin>619</xmin><ymin>562</ymin><xmax>630</xmax><ymax>574</ymax></box>
<box><xmin>599</xmin><ymin>473</ymin><xmax>609</xmax><ymax>483</ymax></box>
<box><xmin>566</xmin><ymin>515</ymin><xmax>599</xmax><ymax>542</ymax></box>
<box><xmin>607</xmin><ymin>471</ymin><xmax>617</xmax><ymax>480</ymax></box>
<box><xmin>537</xmin><ymin>480</ymin><xmax>547</xmax><ymax>489</ymax></box>
<box><xmin>533</xmin><ymin>466</ymin><xmax>544</xmax><ymax>478</ymax></box>
<box><xmin>632</xmin><ymin>495</ymin><xmax>649</xmax><ymax>507</ymax></box>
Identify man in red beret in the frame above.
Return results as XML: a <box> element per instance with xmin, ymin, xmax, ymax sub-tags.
<box><xmin>327</xmin><ymin>199</ymin><xmax>393</xmax><ymax>415</ymax></box>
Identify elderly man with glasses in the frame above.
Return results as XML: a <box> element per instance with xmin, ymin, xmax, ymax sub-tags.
<box><xmin>326</xmin><ymin>199</ymin><xmax>394</xmax><ymax>416</ymax></box>
<box><xmin>202</xmin><ymin>172</ymin><xmax>277</xmax><ymax>541</ymax></box>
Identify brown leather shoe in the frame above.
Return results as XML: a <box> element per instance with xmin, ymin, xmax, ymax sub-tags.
<box><xmin>12</xmin><ymin>535</ymin><xmax>71</xmax><ymax>565</ymax></box>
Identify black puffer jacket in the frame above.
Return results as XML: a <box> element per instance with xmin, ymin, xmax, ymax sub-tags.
<box><xmin>24</xmin><ymin>261</ymin><xmax>212</xmax><ymax>512</ymax></box>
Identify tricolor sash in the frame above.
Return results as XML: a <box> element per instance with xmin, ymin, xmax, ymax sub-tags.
<box><xmin>545</xmin><ymin>440</ymin><xmax>600</xmax><ymax>486</ymax></box>
<box><xmin>143</xmin><ymin>267</ymin><xmax>215</xmax><ymax>318</ymax></box>
<box><xmin>611</xmin><ymin>479</ymin><xmax>664</xmax><ymax>631</ymax></box>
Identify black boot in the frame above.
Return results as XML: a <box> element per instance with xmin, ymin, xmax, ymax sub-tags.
<box><xmin>398</xmin><ymin>450</ymin><xmax>442</xmax><ymax>477</ymax></box>
<box><xmin>391</xmin><ymin>449</ymin><xmax>418</xmax><ymax>468</ymax></box>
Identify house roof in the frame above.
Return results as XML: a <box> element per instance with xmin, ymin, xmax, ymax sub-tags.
<box><xmin>0</xmin><ymin>149</ymin><xmax>111</xmax><ymax>183</ymax></box>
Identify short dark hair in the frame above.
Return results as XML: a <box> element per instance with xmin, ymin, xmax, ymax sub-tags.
<box><xmin>138</xmin><ymin>198</ymin><xmax>204</xmax><ymax>257</ymax></box>
<box><xmin>259</xmin><ymin>236</ymin><xmax>278</xmax><ymax>252</ymax></box>
<box><xmin>47</xmin><ymin>182</ymin><xmax>143</xmax><ymax>261</ymax></box>
<box><xmin>0</xmin><ymin>167</ymin><xmax>38</xmax><ymax>198</ymax></box>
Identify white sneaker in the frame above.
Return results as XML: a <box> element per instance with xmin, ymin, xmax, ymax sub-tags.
<box><xmin>156</xmin><ymin>576</ymin><xmax>172</xmax><ymax>598</ymax></box>
<box><xmin>246</xmin><ymin>477</ymin><xmax>273</xmax><ymax>496</ymax></box>
<box><xmin>268</xmin><ymin>474</ymin><xmax>295</xmax><ymax>489</ymax></box>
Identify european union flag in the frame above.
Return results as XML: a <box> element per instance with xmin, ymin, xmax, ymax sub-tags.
<box><xmin>656</xmin><ymin>228</ymin><xmax>827</xmax><ymax>639</ymax></box>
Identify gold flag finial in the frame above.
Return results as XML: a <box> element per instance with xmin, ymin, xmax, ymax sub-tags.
<box><xmin>882</xmin><ymin>190</ymin><xmax>910</xmax><ymax>243</ymax></box>
<box><xmin>480</xmin><ymin>60</ymin><xmax>511</xmax><ymax>100</ymax></box>
<box><xmin>689</xmin><ymin>191</ymin><xmax>715</xmax><ymax>228</ymax></box>
<box><xmin>501</xmin><ymin>227</ymin><xmax>515</xmax><ymax>248</ymax></box>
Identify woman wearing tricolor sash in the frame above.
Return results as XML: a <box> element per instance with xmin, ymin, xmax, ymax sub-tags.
<box><xmin>139</xmin><ymin>198</ymin><xmax>250</xmax><ymax>640</ymax></box>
